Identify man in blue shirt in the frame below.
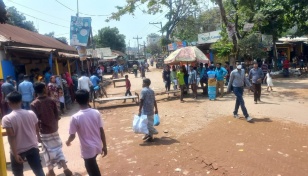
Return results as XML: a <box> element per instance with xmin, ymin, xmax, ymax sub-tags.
<box><xmin>90</xmin><ymin>73</ymin><xmax>101</xmax><ymax>99</ymax></box>
<box><xmin>215</xmin><ymin>63</ymin><xmax>228</xmax><ymax>97</ymax></box>
<box><xmin>44</xmin><ymin>67</ymin><xmax>52</xmax><ymax>84</ymax></box>
<box><xmin>18</xmin><ymin>75</ymin><xmax>34</xmax><ymax>110</ymax></box>
<box><xmin>249</xmin><ymin>62</ymin><xmax>264</xmax><ymax>104</ymax></box>
<box><xmin>198</xmin><ymin>63</ymin><xmax>206</xmax><ymax>94</ymax></box>
<box><xmin>113</xmin><ymin>65</ymin><xmax>119</xmax><ymax>79</ymax></box>
<box><xmin>119</xmin><ymin>65</ymin><xmax>124</xmax><ymax>77</ymax></box>
<box><xmin>227</xmin><ymin>64</ymin><xmax>253</xmax><ymax>122</ymax></box>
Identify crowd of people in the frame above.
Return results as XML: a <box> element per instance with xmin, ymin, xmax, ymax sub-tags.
<box><xmin>0</xmin><ymin>65</ymin><xmax>109</xmax><ymax>118</ymax></box>
<box><xmin>162</xmin><ymin>62</ymin><xmax>230</xmax><ymax>101</ymax></box>
<box><xmin>0</xmin><ymin>57</ymin><xmax>288</xmax><ymax>175</ymax></box>
<box><xmin>1</xmin><ymin>65</ymin><xmax>109</xmax><ymax>176</ymax></box>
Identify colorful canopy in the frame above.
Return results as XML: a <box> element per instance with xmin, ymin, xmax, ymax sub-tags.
<box><xmin>164</xmin><ymin>46</ymin><xmax>209</xmax><ymax>65</ymax></box>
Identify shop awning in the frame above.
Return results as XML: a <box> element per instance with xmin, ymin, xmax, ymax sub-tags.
<box><xmin>58</xmin><ymin>52</ymin><xmax>79</xmax><ymax>59</ymax></box>
<box><xmin>4</xmin><ymin>46</ymin><xmax>54</xmax><ymax>52</ymax></box>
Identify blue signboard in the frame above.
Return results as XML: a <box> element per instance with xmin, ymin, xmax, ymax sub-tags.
<box><xmin>70</xmin><ymin>16</ymin><xmax>92</xmax><ymax>46</ymax></box>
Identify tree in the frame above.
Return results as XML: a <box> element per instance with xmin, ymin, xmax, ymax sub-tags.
<box><xmin>213</xmin><ymin>0</ymin><xmax>267</xmax><ymax>65</ymax></box>
<box><xmin>44</xmin><ymin>32</ymin><xmax>68</xmax><ymax>44</ymax></box>
<box><xmin>147</xmin><ymin>33</ymin><xmax>160</xmax><ymax>39</ymax></box>
<box><xmin>211</xmin><ymin>27</ymin><xmax>233</xmax><ymax>62</ymax></box>
<box><xmin>108</xmin><ymin>0</ymin><xmax>199</xmax><ymax>40</ymax></box>
<box><xmin>94</xmin><ymin>27</ymin><xmax>126</xmax><ymax>53</ymax></box>
<box><xmin>255</xmin><ymin>1</ymin><xmax>288</xmax><ymax>69</ymax></box>
<box><xmin>173</xmin><ymin>7</ymin><xmax>221</xmax><ymax>42</ymax></box>
<box><xmin>238</xmin><ymin>33</ymin><xmax>267</xmax><ymax>60</ymax></box>
<box><xmin>6</xmin><ymin>7</ymin><xmax>37</xmax><ymax>32</ymax></box>
<box><xmin>146</xmin><ymin>43</ymin><xmax>162</xmax><ymax>55</ymax></box>
<box><xmin>283</xmin><ymin>0</ymin><xmax>308</xmax><ymax>36</ymax></box>
<box><xmin>0</xmin><ymin>0</ymin><xmax>8</xmax><ymax>24</ymax></box>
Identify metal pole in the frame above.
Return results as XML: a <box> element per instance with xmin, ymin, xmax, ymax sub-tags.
<box><xmin>76</xmin><ymin>0</ymin><xmax>79</xmax><ymax>17</ymax></box>
<box><xmin>0</xmin><ymin>127</ymin><xmax>7</xmax><ymax>176</ymax></box>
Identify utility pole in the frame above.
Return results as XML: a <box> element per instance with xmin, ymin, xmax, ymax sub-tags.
<box><xmin>139</xmin><ymin>41</ymin><xmax>147</xmax><ymax>56</ymax></box>
<box><xmin>149</xmin><ymin>22</ymin><xmax>163</xmax><ymax>37</ymax></box>
<box><xmin>133</xmin><ymin>35</ymin><xmax>142</xmax><ymax>57</ymax></box>
<box><xmin>76</xmin><ymin>0</ymin><xmax>79</xmax><ymax>17</ymax></box>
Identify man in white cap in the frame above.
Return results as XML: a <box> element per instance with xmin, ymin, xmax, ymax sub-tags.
<box><xmin>227</xmin><ymin>63</ymin><xmax>253</xmax><ymax>122</ymax></box>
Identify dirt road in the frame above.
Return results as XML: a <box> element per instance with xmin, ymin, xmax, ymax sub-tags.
<box><xmin>4</xmin><ymin>67</ymin><xmax>308</xmax><ymax>176</ymax></box>
<box><xmin>98</xmin><ymin>68</ymin><xmax>308</xmax><ymax>176</ymax></box>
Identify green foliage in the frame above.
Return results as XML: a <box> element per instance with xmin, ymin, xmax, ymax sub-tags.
<box><xmin>94</xmin><ymin>27</ymin><xmax>126</xmax><ymax>53</ymax></box>
<box><xmin>159</xmin><ymin>37</ymin><xmax>171</xmax><ymax>46</ymax></box>
<box><xmin>0</xmin><ymin>0</ymin><xmax>8</xmax><ymax>24</ymax></box>
<box><xmin>173</xmin><ymin>7</ymin><xmax>221</xmax><ymax>42</ymax></box>
<box><xmin>282</xmin><ymin>0</ymin><xmax>308</xmax><ymax>36</ymax></box>
<box><xmin>108</xmin><ymin>0</ymin><xmax>200</xmax><ymax>39</ymax></box>
<box><xmin>211</xmin><ymin>28</ymin><xmax>233</xmax><ymax>59</ymax></box>
<box><xmin>255</xmin><ymin>2</ymin><xmax>287</xmax><ymax>39</ymax></box>
<box><xmin>6</xmin><ymin>7</ymin><xmax>37</xmax><ymax>32</ymax></box>
<box><xmin>238</xmin><ymin>33</ymin><xmax>267</xmax><ymax>60</ymax></box>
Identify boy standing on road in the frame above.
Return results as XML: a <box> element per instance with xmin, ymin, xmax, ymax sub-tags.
<box><xmin>138</xmin><ymin>78</ymin><xmax>158</xmax><ymax>142</ymax></box>
<box><xmin>2</xmin><ymin>91</ymin><xmax>45</xmax><ymax>176</ymax></box>
<box><xmin>123</xmin><ymin>75</ymin><xmax>134</xmax><ymax>103</ymax></box>
<box><xmin>66</xmin><ymin>89</ymin><xmax>107</xmax><ymax>176</ymax></box>
<box><xmin>31</xmin><ymin>83</ymin><xmax>73</xmax><ymax>176</ymax></box>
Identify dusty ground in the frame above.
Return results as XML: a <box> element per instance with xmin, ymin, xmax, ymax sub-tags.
<box><xmin>97</xmin><ymin>67</ymin><xmax>308</xmax><ymax>176</ymax></box>
<box><xmin>4</xmin><ymin>66</ymin><xmax>308</xmax><ymax>176</ymax></box>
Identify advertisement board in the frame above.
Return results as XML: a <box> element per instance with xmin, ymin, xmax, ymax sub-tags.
<box><xmin>198</xmin><ymin>30</ymin><xmax>221</xmax><ymax>44</ymax></box>
<box><xmin>70</xmin><ymin>16</ymin><xmax>92</xmax><ymax>46</ymax></box>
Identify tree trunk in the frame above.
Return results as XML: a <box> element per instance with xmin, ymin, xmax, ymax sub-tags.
<box><xmin>272</xmin><ymin>34</ymin><xmax>278</xmax><ymax>71</ymax></box>
<box><xmin>215</xmin><ymin>0</ymin><xmax>239</xmax><ymax>66</ymax></box>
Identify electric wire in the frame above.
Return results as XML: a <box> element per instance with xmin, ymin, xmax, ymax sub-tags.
<box><xmin>8</xmin><ymin>0</ymin><xmax>70</xmax><ymax>22</ymax></box>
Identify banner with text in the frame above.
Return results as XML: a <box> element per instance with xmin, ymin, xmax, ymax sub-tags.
<box><xmin>198</xmin><ymin>30</ymin><xmax>221</xmax><ymax>44</ymax></box>
<box><xmin>70</xmin><ymin>16</ymin><xmax>92</xmax><ymax>46</ymax></box>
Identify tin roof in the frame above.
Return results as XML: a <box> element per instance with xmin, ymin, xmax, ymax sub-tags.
<box><xmin>0</xmin><ymin>23</ymin><xmax>76</xmax><ymax>52</ymax></box>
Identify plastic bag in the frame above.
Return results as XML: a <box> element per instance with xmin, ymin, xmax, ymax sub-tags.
<box><xmin>133</xmin><ymin>115</ymin><xmax>149</xmax><ymax>134</ymax></box>
<box><xmin>154</xmin><ymin>114</ymin><xmax>160</xmax><ymax>126</ymax></box>
<box><xmin>94</xmin><ymin>86</ymin><xmax>100</xmax><ymax>91</ymax></box>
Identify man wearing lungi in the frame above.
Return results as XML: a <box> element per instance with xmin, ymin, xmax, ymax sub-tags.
<box><xmin>31</xmin><ymin>83</ymin><xmax>73</xmax><ymax>176</ymax></box>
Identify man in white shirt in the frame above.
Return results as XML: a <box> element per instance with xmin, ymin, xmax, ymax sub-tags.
<box><xmin>77</xmin><ymin>71</ymin><xmax>92</xmax><ymax>92</ymax></box>
<box><xmin>96</xmin><ymin>66</ymin><xmax>103</xmax><ymax>80</ymax></box>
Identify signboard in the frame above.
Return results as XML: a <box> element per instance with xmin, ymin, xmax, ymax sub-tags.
<box><xmin>262</xmin><ymin>34</ymin><xmax>273</xmax><ymax>47</ymax></box>
<box><xmin>70</xmin><ymin>16</ymin><xmax>92</xmax><ymax>46</ymax></box>
<box><xmin>76</xmin><ymin>46</ymin><xmax>87</xmax><ymax>61</ymax></box>
<box><xmin>243</xmin><ymin>23</ymin><xmax>254</xmax><ymax>32</ymax></box>
<box><xmin>198</xmin><ymin>30</ymin><xmax>221</xmax><ymax>44</ymax></box>
<box><xmin>86</xmin><ymin>48</ymin><xmax>112</xmax><ymax>59</ymax></box>
<box><xmin>168</xmin><ymin>41</ymin><xmax>187</xmax><ymax>51</ymax></box>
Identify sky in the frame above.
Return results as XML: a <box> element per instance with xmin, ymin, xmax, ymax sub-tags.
<box><xmin>3</xmin><ymin>0</ymin><xmax>171</xmax><ymax>48</ymax></box>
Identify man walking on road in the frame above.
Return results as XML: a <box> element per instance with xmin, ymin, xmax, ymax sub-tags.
<box><xmin>78</xmin><ymin>71</ymin><xmax>92</xmax><ymax>92</ymax></box>
<box><xmin>31</xmin><ymin>83</ymin><xmax>73</xmax><ymax>176</ymax></box>
<box><xmin>2</xmin><ymin>91</ymin><xmax>45</xmax><ymax>176</ymax></box>
<box><xmin>138</xmin><ymin>78</ymin><xmax>158</xmax><ymax>142</ymax></box>
<box><xmin>215</xmin><ymin>63</ymin><xmax>228</xmax><ymax>97</ymax></box>
<box><xmin>249</xmin><ymin>62</ymin><xmax>264</xmax><ymax>104</ymax></box>
<box><xmin>18</xmin><ymin>75</ymin><xmax>34</xmax><ymax>110</ymax></box>
<box><xmin>66</xmin><ymin>90</ymin><xmax>107</xmax><ymax>176</ymax></box>
<box><xmin>227</xmin><ymin>64</ymin><xmax>253</xmax><ymax>122</ymax></box>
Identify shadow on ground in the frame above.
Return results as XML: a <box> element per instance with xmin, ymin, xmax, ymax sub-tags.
<box><xmin>139</xmin><ymin>137</ymin><xmax>180</xmax><ymax>147</ymax></box>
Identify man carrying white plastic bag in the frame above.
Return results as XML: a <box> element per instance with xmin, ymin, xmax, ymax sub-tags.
<box><xmin>136</xmin><ymin>78</ymin><xmax>158</xmax><ymax>142</ymax></box>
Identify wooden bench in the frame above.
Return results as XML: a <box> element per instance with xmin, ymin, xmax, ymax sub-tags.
<box><xmin>93</xmin><ymin>92</ymin><xmax>139</xmax><ymax>108</ymax></box>
<box><xmin>112</xmin><ymin>78</ymin><xmax>126</xmax><ymax>88</ymax></box>
<box><xmin>156</xmin><ymin>90</ymin><xmax>181</xmax><ymax>97</ymax></box>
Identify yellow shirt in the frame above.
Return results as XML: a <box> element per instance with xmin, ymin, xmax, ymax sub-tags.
<box><xmin>176</xmin><ymin>71</ymin><xmax>185</xmax><ymax>85</ymax></box>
